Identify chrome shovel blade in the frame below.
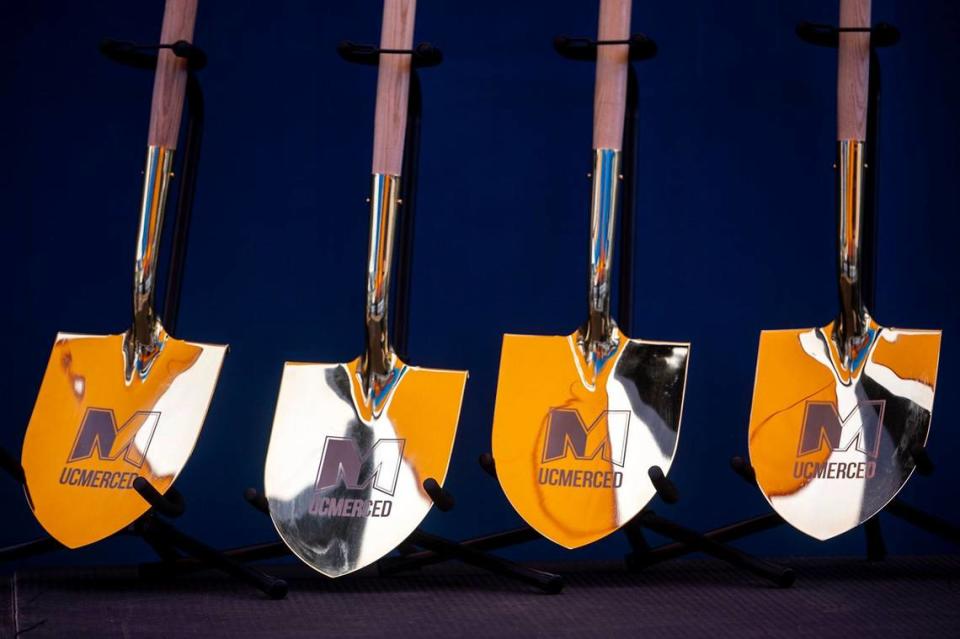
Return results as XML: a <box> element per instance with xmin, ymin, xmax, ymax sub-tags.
<box><xmin>491</xmin><ymin>328</ymin><xmax>689</xmax><ymax>549</ymax></box>
<box><xmin>265</xmin><ymin>356</ymin><xmax>466</xmax><ymax>578</ymax></box>
<box><xmin>21</xmin><ymin>330</ymin><xmax>226</xmax><ymax>548</ymax></box>
<box><xmin>749</xmin><ymin>320</ymin><xmax>940</xmax><ymax>540</ymax></box>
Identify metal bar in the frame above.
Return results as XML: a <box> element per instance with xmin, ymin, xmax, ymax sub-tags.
<box><xmin>408</xmin><ymin>530</ymin><xmax>563</xmax><ymax>594</ymax></box>
<box><xmin>379</xmin><ymin>526</ymin><xmax>542</xmax><ymax>574</ymax></box>
<box><xmin>0</xmin><ymin>536</ymin><xmax>64</xmax><ymax>562</ymax></box>
<box><xmin>0</xmin><ymin>446</ymin><xmax>25</xmax><ymax>485</ymax></box>
<box><xmin>143</xmin><ymin>516</ymin><xmax>288</xmax><ymax>599</ymax></box>
<box><xmin>616</xmin><ymin>65</ymin><xmax>638</xmax><ymax>332</ymax></box>
<box><xmin>161</xmin><ymin>71</ymin><xmax>205</xmax><ymax>333</ymax></box>
<box><xmin>391</xmin><ymin>70</ymin><xmax>421</xmax><ymax>360</ymax></box>
<box><xmin>629</xmin><ymin>513</ymin><xmax>785</xmax><ymax>567</ymax></box>
<box><xmin>886</xmin><ymin>500</ymin><xmax>960</xmax><ymax>546</ymax></box>
<box><xmin>638</xmin><ymin>511</ymin><xmax>795</xmax><ymax>587</ymax></box>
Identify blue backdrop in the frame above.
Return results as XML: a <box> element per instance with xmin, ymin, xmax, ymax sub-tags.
<box><xmin>2</xmin><ymin>0</ymin><xmax>957</xmax><ymax>568</ymax></box>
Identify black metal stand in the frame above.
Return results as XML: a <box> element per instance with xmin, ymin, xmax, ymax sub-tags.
<box><xmin>165</xmin><ymin>40</ymin><xmax>562</xmax><ymax>594</ymax></box>
<box><xmin>683</xmin><ymin>20</ymin><xmax>960</xmax><ymax>563</ymax></box>
<box><xmin>373</xmin><ymin>33</ymin><xmax>794</xmax><ymax>589</ymax></box>
<box><xmin>0</xmin><ymin>39</ymin><xmax>287</xmax><ymax>600</ymax></box>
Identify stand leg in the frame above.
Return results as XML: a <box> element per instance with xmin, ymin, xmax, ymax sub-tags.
<box><xmin>0</xmin><ymin>446</ymin><xmax>25</xmax><ymax>485</ymax></box>
<box><xmin>379</xmin><ymin>526</ymin><xmax>542</xmax><ymax>573</ymax></box>
<box><xmin>864</xmin><ymin>517</ymin><xmax>887</xmax><ymax>561</ymax></box>
<box><xmin>0</xmin><ymin>536</ymin><xmax>64</xmax><ymax>562</ymax></box>
<box><xmin>143</xmin><ymin>541</ymin><xmax>294</xmax><ymax>575</ymax></box>
<box><xmin>140</xmin><ymin>516</ymin><xmax>288</xmax><ymax>599</ymax></box>
<box><xmin>637</xmin><ymin>511</ymin><xmax>795</xmax><ymax>588</ymax></box>
<box><xmin>622</xmin><ymin>518</ymin><xmax>652</xmax><ymax>569</ymax></box>
<box><xmin>630</xmin><ymin>513</ymin><xmax>785</xmax><ymax>567</ymax></box>
<box><xmin>139</xmin><ymin>526</ymin><xmax>183</xmax><ymax>565</ymax></box>
<box><xmin>885</xmin><ymin>499</ymin><xmax>960</xmax><ymax>546</ymax></box>
<box><xmin>406</xmin><ymin>530</ymin><xmax>563</xmax><ymax>594</ymax></box>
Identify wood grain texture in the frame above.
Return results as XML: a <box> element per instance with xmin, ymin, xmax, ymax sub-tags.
<box><xmin>837</xmin><ymin>0</ymin><xmax>871</xmax><ymax>140</ymax></box>
<box><xmin>372</xmin><ymin>0</ymin><xmax>416</xmax><ymax>175</ymax></box>
<box><xmin>147</xmin><ymin>0</ymin><xmax>198</xmax><ymax>149</ymax></box>
<box><xmin>592</xmin><ymin>0</ymin><xmax>632</xmax><ymax>150</ymax></box>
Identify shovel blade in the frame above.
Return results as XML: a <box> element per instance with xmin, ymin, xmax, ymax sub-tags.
<box><xmin>748</xmin><ymin>321</ymin><xmax>941</xmax><ymax>540</ymax></box>
<box><xmin>491</xmin><ymin>331</ymin><xmax>689</xmax><ymax>549</ymax></box>
<box><xmin>21</xmin><ymin>331</ymin><xmax>226</xmax><ymax>548</ymax></box>
<box><xmin>265</xmin><ymin>356</ymin><xmax>466</xmax><ymax>578</ymax></box>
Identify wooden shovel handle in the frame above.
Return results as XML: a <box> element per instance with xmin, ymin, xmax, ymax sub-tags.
<box><xmin>147</xmin><ymin>0</ymin><xmax>198</xmax><ymax>149</ymax></box>
<box><xmin>837</xmin><ymin>0</ymin><xmax>871</xmax><ymax>140</ymax></box>
<box><xmin>592</xmin><ymin>0</ymin><xmax>632</xmax><ymax>150</ymax></box>
<box><xmin>372</xmin><ymin>0</ymin><xmax>417</xmax><ymax>175</ymax></box>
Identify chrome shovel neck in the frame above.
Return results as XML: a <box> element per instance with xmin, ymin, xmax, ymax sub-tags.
<box><xmin>833</xmin><ymin>139</ymin><xmax>874</xmax><ymax>372</ymax></box>
<box><xmin>126</xmin><ymin>145</ymin><xmax>175</xmax><ymax>382</ymax></box>
<box><xmin>578</xmin><ymin>148</ymin><xmax>623</xmax><ymax>372</ymax></box>
<box><xmin>361</xmin><ymin>173</ymin><xmax>402</xmax><ymax>396</ymax></box>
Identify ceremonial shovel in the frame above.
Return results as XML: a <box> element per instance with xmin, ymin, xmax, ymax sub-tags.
<box><xmin>491</xmin><ymin>0</ymin><xmax>690</xmax><ymax>550</ymax></box>
<box><xmin>264</xmin><ymin>0</ymin><xmax>467</xmax><ymax>578</ymax></box>
<box><xmin>21</xmin><ymin>0</ymin><xmax>226</xmax><ymax>549</ymax></box>
<box><xmin>748</xmin><ymin>0</ymin><xmax>941</xmax><ymax>541</ymax></box>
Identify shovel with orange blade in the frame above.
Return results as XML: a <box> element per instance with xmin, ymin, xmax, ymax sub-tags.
<box><xmin>20</xmin><ymin>0</ymin><xmax>227</xmax><ymax>550</ymax></box>
<box><xmin>491</xmin><ymin>0</ymin><xmax>690</xmax><ymax>550</ymax></box>
<box><xmin>747</xmin><ymin>0</ymin><xmax>941</xmax><ymax>541</ymax></box>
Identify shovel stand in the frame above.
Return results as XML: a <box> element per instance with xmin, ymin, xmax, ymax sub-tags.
<box><xmin>166</xmin><ymin>40</ymin><xmax>562</xmax><ymax>594</ymax></box>
<box><xmin>373</xmin><ymin>33</ymin><xmax>794</xmax><ymax>589</ymax></box>
<box><xmin>703</xmin><ymin>20</ymin><xmax>960</xmax><ymax>564</ymax></box>
<box><xmin>379</xmin><ymin>454</ymin><xmax>795</xmax><ymax>587</ymax></box>
<box><xmin>0</xmin><ymin>39</ymin><xmax>287</xmax><ymax>600</ymax></box>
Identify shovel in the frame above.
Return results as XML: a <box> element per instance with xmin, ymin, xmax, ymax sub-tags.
<box><xmin>264</xmin><ymin>0</ymin><xmax>468</xmax><ymax>578</ymax></box>
<box><xmin>20</xmin><ymin>0</ymin><xmax>227</xmax><ymax>549</ymax></box>
<box><xmin>747</xmin><ymin>0</ymin><xmax>941</xmax><ymax>541</ymax></box>
<box><xmin>490</xmin><ymin>0</ymin><xmax>690</xmax><ymax>550</ymax></box>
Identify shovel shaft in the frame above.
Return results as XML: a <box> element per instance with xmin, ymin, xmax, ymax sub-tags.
<box><xmin>148</xmin><ymin>0</ymin><xmax>198</xmax><ymax>149</ymax></box>
<box><xmin>130</xmin><ymin>0</ymin><xmax>198</xmax><ymax>373</ymax></box>
<box><xmin>130</xmin><ymin>147</ymin><xmax>175</xmax><ymax>376</ymax></box>
<box><xmin>583</xmin><ymin>148</ymin><xmax>621</xmax><ymax>360</ymax></box>
<box><xmin>835</xmin><ymin>139</ymin><xmax>868</xmax><ymax>361</ymax></box>
<box><xmin>372</xmin><ymin>0</ymin><xmax>416</xmax><ymax>175</ymax></box>
<box><xmin>362</xmin><ymin>0</ymin><xmax>417</xmax><ymax>384</ymax></box>
<box><xmin>834</xmin><ymin>0</ymin><xmax>871</xmax><ymax>366</ymax></box>
<box><xmin>593</xmin><ymin>0</ymin><xmax>631</xmax><ymax>150</ymax></box>
<box><xmin>580</xmin><ymin>1</ymin><xmax>632</xmax><ymax>364</ymax></box>
<box><xmin>364</xmin><ymin>174</ymin><xmax>401</xmax><ymax>379</ymax></box>
<box><xmin>837</xmin><ymin>0</ymin><xmax>871</xmax><ymax>141</ymax></box>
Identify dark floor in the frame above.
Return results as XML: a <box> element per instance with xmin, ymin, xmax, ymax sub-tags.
<box><xmin>2</xmin><ymin>556</ymin><xmax>958</xmax><ymax>638</ymax></box>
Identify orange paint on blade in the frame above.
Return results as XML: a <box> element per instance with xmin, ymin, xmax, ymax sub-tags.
<box><xmin>22</xmin><ymin>333</ymin><xmax>202</xmax><ymax>548</ymax></box>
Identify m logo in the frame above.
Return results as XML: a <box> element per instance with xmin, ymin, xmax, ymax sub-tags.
<box><xmin>542</xmin><ymin>409</ymin><xmax>630</xmax><ymax>466</ymax></box>
<box><xmin>315</xmin><ymin>437</ymin><xmax>405</xmax><ymax>496</ymax></box>
<box><xmin>798</xmin><ymin>401</ymin><xmax>885</xmax><ymax>458</ymax></box>
<box><xmin>67</xmin><ymin>408</ymin><xmax>161</xmax><ymax>467</ymax></box>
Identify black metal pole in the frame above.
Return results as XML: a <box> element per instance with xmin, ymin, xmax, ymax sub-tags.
<box><xmin>637</xmin><ymin>512</ymin><xmax>796</xmax><ymax>587</ymax></box>
<box><xmin>392</xmin><ymin>70</ymin><xmax>421</xmax><ymax>361</ymax></box>
<box><xmin>161</xmin><ymin>70</ymin><xmax>205</xmax><ymax>334</ymax></box>
<box><xmin>616</xmin><ymin>65</ymin><xmax>638</xmax><ymax>334</ymax></box>
<box><xmin>408</xmin><ymin>530</ymin><xmax>563</xmax><ymax>594</ymax></box>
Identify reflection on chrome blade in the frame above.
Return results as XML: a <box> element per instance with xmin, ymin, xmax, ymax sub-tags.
<box><xmin>265</xmin><ymin>357</ymin><xmax>466</xmax><ymax>577</ymax></box>
<box><xmin>749</xmin><ymin>321</ymin><xmax>941</xmax><ymax>540</ymax></box>
<box><xmin>491</xmin><ymin>329</ymin><xmax>689</xmax><ymax>549</ymax></box>
<box><xmin>21</xmin><ymin>331</ymin><xmax>226</xmax><ymax>548</ymax></box>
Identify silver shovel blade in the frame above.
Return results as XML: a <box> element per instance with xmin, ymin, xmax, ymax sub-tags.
<box><xmin>264</xmin><ymin>356</ymin><xmax>466</xmax><ymax>577</ymax></box>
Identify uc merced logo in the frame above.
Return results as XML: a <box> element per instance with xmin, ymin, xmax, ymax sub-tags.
<box><xmin>792</xmin><ymin>400</ymin><xmax>885</xmax><ymax>481</ymax></box>
<box><xmin>309</xmin><ymin>436</ymin><xmax>405</xmax><ymax>519</ymax></box>
<box><xmin>59</xmin><ymin>408</ymin><xmax>161</xmax><ymax>490</ymax></box>
<box><xmin>538</xmin><ymin>408</ymin><xmax>630</xmax><ymax>489</ymax></box>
